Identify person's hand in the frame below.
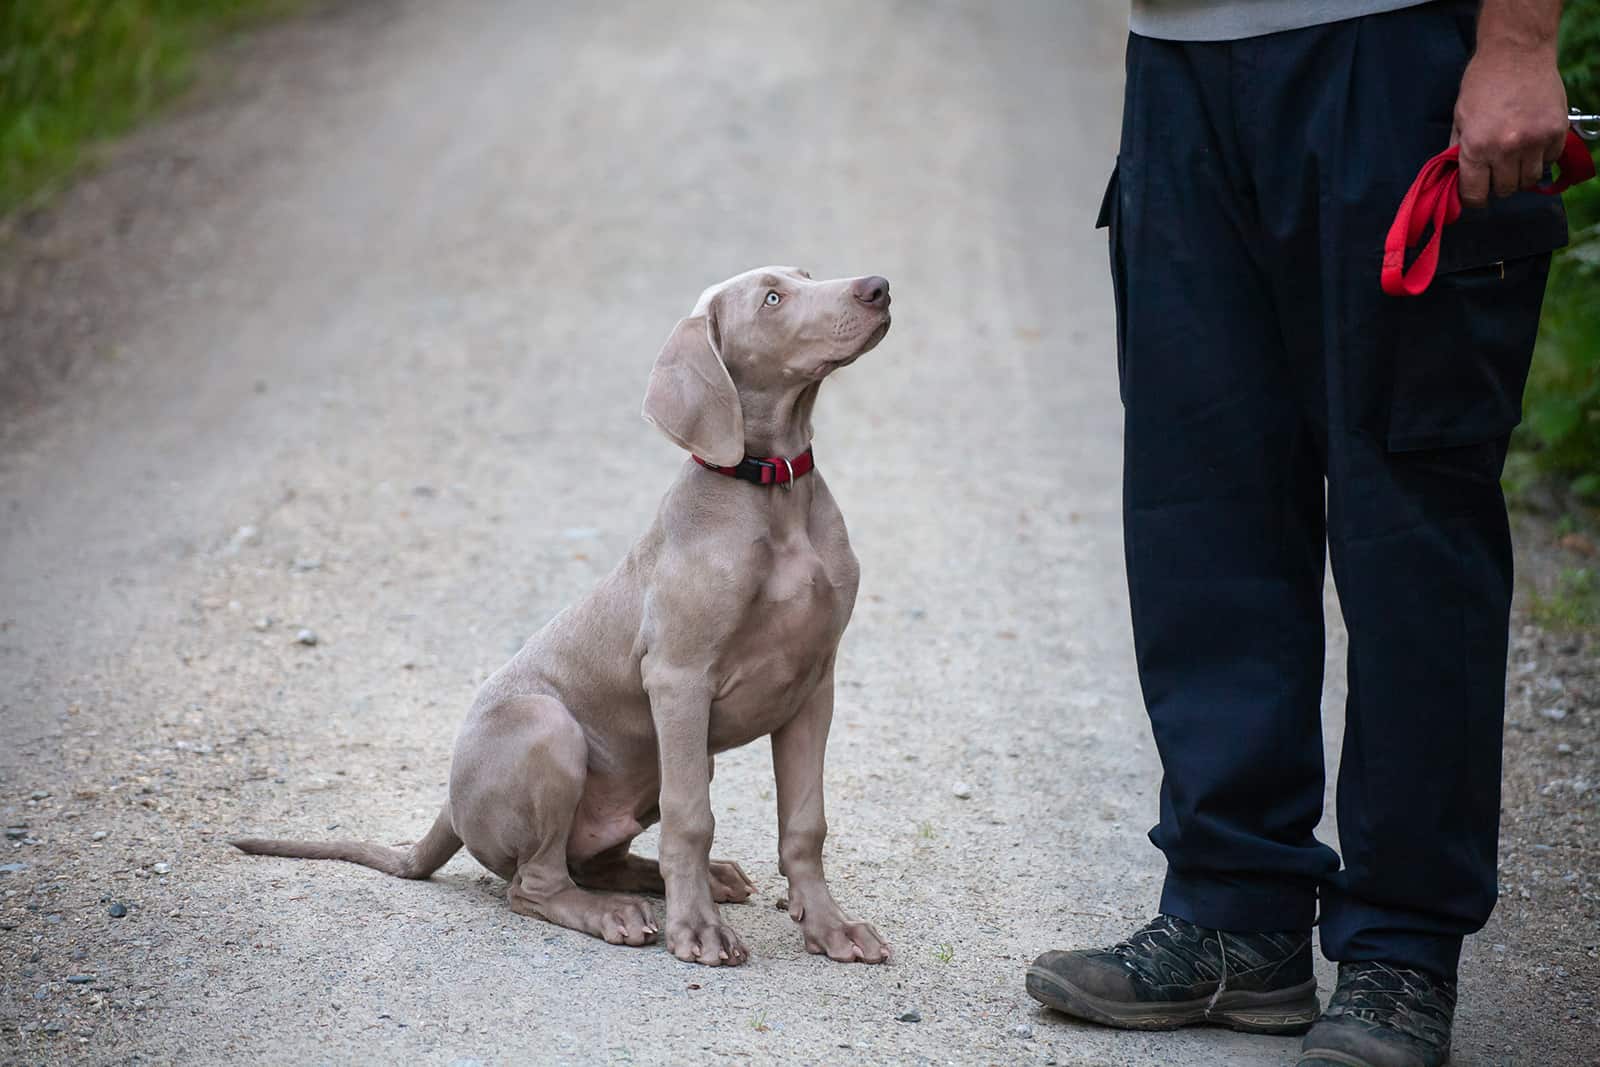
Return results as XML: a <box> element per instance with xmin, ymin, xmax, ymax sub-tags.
<box><xmin>1452</xmin><ymin>38</ymin><xmax>1569</xmax><ymax>209</ymax></box>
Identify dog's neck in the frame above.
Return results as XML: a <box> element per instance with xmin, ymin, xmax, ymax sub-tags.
<box><xmin>738</xmin><ymin>383</ymin><xmax>820</xmax><ymax>459</ymax></box>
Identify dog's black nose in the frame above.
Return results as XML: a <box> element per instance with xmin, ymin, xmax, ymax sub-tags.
<box><xmin>851</xmin><ymin>275</ymin><xmax>890</xmax><ymax>307</ymax></box>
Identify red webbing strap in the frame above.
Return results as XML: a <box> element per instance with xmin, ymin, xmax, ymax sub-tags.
<box><xmin>1381</xmin><ymin>129</ymin><xmax>1597</xmax><ymax>298</ymax></box>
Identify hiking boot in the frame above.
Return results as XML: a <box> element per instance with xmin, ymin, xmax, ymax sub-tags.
<box><xmin>1298</xmin><ymin>961</ymin><xmax>1456</xmax><ymax>1067</ymax></box>
<box><xmin>1025</xmin><ymin>913</ymin><xmax>1320</xmax><ymax>1034</ymax></box>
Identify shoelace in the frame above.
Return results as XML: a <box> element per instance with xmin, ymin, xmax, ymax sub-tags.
<box><xmin>1327</xmin><ymin>962</ymin><xmax>1456</xmax><ymax>1047</ymax></box>
<box><xmin>1111</xmin><ymin>915</ymin><xmax>1185</xmax><ymax>964</ymax></box>
<box><xmin>1111</xmin><ymin>915</ymin><xmax>1226</xmax><ymax>988</ymax></box>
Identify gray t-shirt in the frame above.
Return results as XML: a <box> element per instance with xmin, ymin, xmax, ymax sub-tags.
<box><xmin>1131</xmin><ymin>0</ymin><xmax>1435</xmax><ymax>40</ymax></box>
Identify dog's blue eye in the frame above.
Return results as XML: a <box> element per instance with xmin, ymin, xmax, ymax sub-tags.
<box><xmin>764</xmin><ymin>291</ymin><xmax>781</xmax><ymax>306</ymax></box>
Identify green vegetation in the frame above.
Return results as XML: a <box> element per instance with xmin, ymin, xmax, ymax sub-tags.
<box><xmin>1</xmin><ymin>0</ymin><xmax>298</xmax><ymax>214</ymax></box>
<box><xmin>1515</xmin><ymin>2</ymin><xmax>1600</xmax><ymax>501</ymax></box>
<box><xmin>1527</xmin><ymin>566</ymin><xmax>1600</xmax><ymax>629</ymax></box>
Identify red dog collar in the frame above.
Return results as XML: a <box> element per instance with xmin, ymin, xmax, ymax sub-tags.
<box><xmin>1382</xmin><ymin>129</ymin><xmax>1595</xmax><ymax>297</ymax></box>
<box><xmin>694</xmin><ymin>447</ymin><xmax>815</xmax><ymax>488</ymax></box>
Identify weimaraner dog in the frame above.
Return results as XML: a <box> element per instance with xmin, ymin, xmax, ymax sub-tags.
<box><xmin>234</xmin><ymin>267</ymin><xmax>892</xmax><ymax>967</ymax></box>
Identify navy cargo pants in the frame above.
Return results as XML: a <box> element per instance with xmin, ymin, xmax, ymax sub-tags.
<box><xmin>1104</xmin><ymin>1</ymin><xmax>1568</xmax><ymax>981</ymax></box>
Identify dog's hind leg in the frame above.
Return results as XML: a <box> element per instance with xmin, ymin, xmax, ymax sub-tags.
<box><xmin>462</xmin><ymin>695</ymin><xmax>658</xmax><ymax>947</ymax></box>
<box><xmin>574</xmin><ymin>844</ymin><xmax>756</xmax><ymax>904</ymax></box>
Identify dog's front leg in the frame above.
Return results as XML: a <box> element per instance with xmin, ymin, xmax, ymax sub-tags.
<box><xmin>646</xmin><ymin>672</ymin><xmax>749</xmax><ymax>967</ymax></box>
<box><xmin>771</xmin><ymin>663</ymin><xmax>890</xmax><ymax>964</ymax></box>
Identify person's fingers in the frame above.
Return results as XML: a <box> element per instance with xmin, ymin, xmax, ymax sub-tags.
<box><xmin>1543</xmin><ymin>130</ymin><xmax>1568</xmax><ymax>165</ymax></box>
<box><xmin>1458</xmin><ymin>150</ymin><xmax>1491</xmax><ymax>209</ymax></box>
<box><xmin>1491</xmin><ymin>151</ymin><xmax>1520</xmax><ymax>198</ymax></box>
<box><xmin>1519</xmin><ymin>146</ymin><xmax>1547</xmax><ymax>192</ymax></box>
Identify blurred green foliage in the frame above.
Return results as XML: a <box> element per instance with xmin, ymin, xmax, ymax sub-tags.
<box><xmin>1527</xmin><ymin>566</ymin><xmax>1600</xmax><ymax>629</ymax></box>
<box><xmin>0</xmin><ymin>0</ymin><xmax>296</xmax><ymax>214</ymax></box>
<box><xmin>1515</xmin><ymin>0</ymin><xmax>1600</xmax><ymax>500</ymax></box>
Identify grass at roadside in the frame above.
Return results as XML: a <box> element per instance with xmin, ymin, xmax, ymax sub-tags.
<box><xmin>1510</xmin><ymin>3</ymin><xmax>1600</xmax><ymax>508</ymax></box>
<box><xmin>1</xmin><ymin>0</ymin><xmax>301</xmax><ymax>216</ymax></box>
<box><xmin>1528</xmin><ymin>566</ymin><xmax>1600</xmax><ymax>630</ymax></box>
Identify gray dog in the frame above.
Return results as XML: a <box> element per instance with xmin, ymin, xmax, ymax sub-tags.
<box><xmin>234</xmin><ymin>267</ymin><xmax>892</xmax><ymax>968</ymax></box>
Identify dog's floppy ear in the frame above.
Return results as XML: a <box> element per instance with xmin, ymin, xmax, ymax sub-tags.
<box><xmin>641</xmin><ymin>301</ymin><xmax>744</xmax><ymax>467</ymax></box>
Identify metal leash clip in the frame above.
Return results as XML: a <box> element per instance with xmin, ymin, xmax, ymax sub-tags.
<box><xmin>1572</xmin><ymin>107</ymin><xmax>1600</xmax><ymax>142</ymax></box>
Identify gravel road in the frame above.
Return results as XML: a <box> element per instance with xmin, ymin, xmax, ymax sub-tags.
<box><xmin>1</xmin><ymin>2</ymin><xmax>1595</xmax><ymax>1064</ymax></box>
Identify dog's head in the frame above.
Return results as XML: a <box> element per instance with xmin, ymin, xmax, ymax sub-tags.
<box><xmin>641</xmin><ymin>267</ymin><xmax>891</xmax><ymax>466</ymax></box>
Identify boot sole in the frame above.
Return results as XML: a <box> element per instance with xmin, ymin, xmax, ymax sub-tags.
<box><xmin>1025</xmin><ymin>966</ymin><xmax>1320</xmax><ymax>1035</ymax></box>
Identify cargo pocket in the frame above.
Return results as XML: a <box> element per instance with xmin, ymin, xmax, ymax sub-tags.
<box><xmin>1096</xmin><ymin>159</ymin><xmax>1128</xmax><ymax>404</ymax></box>
<box><xmin>1385</xmin><ymin>189</ymin><xmax>1568</xmax><ymax>453</ymax></box>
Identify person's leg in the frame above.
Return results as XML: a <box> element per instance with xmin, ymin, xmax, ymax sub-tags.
<box><xmin>1026</xmin><ymin>28</ymin><xmax>1335</xmax><ymax>1035</ymax></box>
<box><xmin>1115</xmin><ymin>33</ymin><xmax>1338</xmax><ymax>936</ymax></box>
<box><xmin>1236</xmin><ymin>0</ymin><xmax>1561</xmax><ymax>984</ymax></box>
<box><xmin>1230</xmin><ymin>3</ymin><xmax>1563</xmax><ymax>1063</ymax></box>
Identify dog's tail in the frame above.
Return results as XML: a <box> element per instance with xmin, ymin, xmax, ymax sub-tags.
<box><xmin>231</xmin><ymin>804</ymin><xmax>461</xmax><ymax>880</ymax></box>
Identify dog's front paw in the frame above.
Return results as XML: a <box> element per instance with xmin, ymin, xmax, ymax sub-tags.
<box><xmin>798</xmin><ymin>915</ymin><xmax>890</xmax><ymax>964</ymax></box>
<box><xmin>666</xmin><ymin>916</ymin><xmax>749</xmax><ymax>967</ymax></box>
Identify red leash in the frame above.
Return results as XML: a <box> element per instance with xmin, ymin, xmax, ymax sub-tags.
<box><xmin>1381</xmin><ymin>129</ymin><xmax>1596</xmax><ymax>297</ymax></box>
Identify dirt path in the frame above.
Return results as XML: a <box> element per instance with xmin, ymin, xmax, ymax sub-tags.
<box><xmin>1</xmin><ymin>2</ymin><xmax>1594</xmax><ymax>1064</ymax></box>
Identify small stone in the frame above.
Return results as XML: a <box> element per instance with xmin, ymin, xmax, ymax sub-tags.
<box><xmin>30</xmin><ymin>790</ymin><xmax>49</xmax><ymax>800</ymax></box>
<box><xmin>295</xmin><ymin>628</ymin><xmax>318</xmax><ymax>646</ymax></box>
<box><xmin>91</xmin><ymin>831</ymin><xmax>108</xmax><ymax>841</ymax></box>
<box><xmin>225</xmin><ymin>527</ymin><xmax>262</xmax><ymax>559</ymax></box>
<box><xmin>45</xmin><ymin>913</ymin><xmax>62</xmax><ymax>924</ymax></box>
<box><xmin>253</xmin><ymin>616</ymin><xmax>273</xmax><ymax>632</ymax></box>
<box><xmin>0</xmin><ymin>862</ymin><xmax>27</xmax><ymax>875</ymax></box>
<box><xmin>1009</xmin><ymin>1024</ymin><xmax>1034</xmax><ymax>1039</ymax></box>
<box><xmin>4</xmin><ymin>827</ymin><xmax>26</xmax><ymax>840</ymax></box>
<box><xmin>952</xmin><ymin>782</ymin><xmax>973</xmax><ymax>800</ymax></box>
<box><xmin>896</xmin><ymin>1010</ymin><xmax>922</xmax><ymax>1023</ymax></box>
<box><xmin>66</xmin><ymin>975</ymin><xmax>94</xmax><ymax>985</ymax></box>
<box><xmin>152</xmin><ymin>863</ymin><xmax>170</xmax><ymax>876</ymax></box>
<box><xmin>291</xmin><ymin>556</ymin><xmax>322</xmax><ymax>572</ymax></box>
<box><xmin>107</xmin><ymin>903</ymin><xmax>127</xmax><ymax>918</ymax></box>
<box><xmin>1541</xmin><ymin>707</ymin><xmax>1569</xmax><ymax>722</ymax></box>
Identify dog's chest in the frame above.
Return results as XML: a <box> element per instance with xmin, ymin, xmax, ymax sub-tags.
<box><xmin>707</xmin><ymin>533</ymin><xmax>855</xmax><ymax>750</ymax></box>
